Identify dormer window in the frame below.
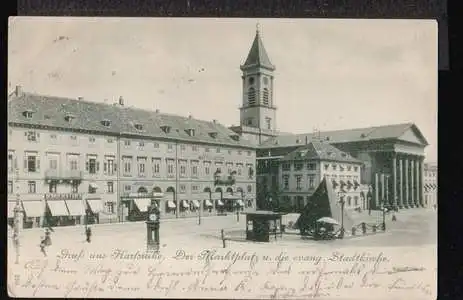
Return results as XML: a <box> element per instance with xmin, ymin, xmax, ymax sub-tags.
<box><xmin>64</xmin><ymin>113</ymin><xmax>75</xmax><ymax>122</ymax></box>
<box><xmin>161</xmin><ymin>125</ymin><xmax>171</xmax><ymax>134</ymax></box>
<box><xmin>23</xmin><ymin>110</ymin><xmax>34</xmax><ymax>119</ymax></box>
<box><xmin>185</xmin><ymin>129</ymin><xmax>195</xmax><ymax>137</ymax></box>
<box><xmin>209</xmin><ymin>132</ymin><xmax>218</xmax><ymax>139</ymax></box>
<box><xmin>134</xmin><ymin>123</ymin><xmax>143</xmax><ymax>131</ymax></box>
<box><xmin>101</xmin><ymin>119</ymin><xmax>111</xmax><ymax>127</ymax></box>
<box><xmin>230</xmin><ymin>134</ymin><xmax>240</xmax><ymax>141</ymax></box>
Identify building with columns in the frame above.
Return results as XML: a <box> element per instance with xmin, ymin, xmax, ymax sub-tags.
<box><xmin>257</xmin><ymin>124</ymin><xmax>429</xmax><ymax>210</ymax></box>
<box><xmin>224</xmin><ymin>27</ymin><xmax>432</xmax><ymax>211</ymax></box>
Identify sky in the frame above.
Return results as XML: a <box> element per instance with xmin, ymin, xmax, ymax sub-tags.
<box><xmin>8</xmin><ymin>17</ymin><xmax>437</xmax><ymax>162</ymax></box>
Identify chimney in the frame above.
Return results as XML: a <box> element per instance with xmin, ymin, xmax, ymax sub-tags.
<box><xmin>77</xmin><ymin>96</ymin><xmax>84</xmax><ymax>101</ymax></box>
<box><xmin>305</xmin><ymin>136</ymin><xmax>308</xmax><ymax>144</ymax></box>
<box><xmin>155</xmin><ymin>109</ymin><xmax>160</xmax><ymax>113</ymax></box>
<box><xmin>119</xmin><ymin>96</ymin><xmax>124</xmax><ymax>106</ymax></box>
<box><xmin>212</xmin><ymin>119</ymin><xmax>217</xmax><ymax>124</ymax></box>
<box><xmin>188</xmin><ymin>115</ymin><xmax>193</xmax><ymax>119</ymax></box>
<box><xmin>15</xmin><ymin>85</ymin><xmax>23</xmax><ymax>97</ymax></box>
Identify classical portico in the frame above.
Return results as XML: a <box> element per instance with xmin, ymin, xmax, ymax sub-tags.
<box><xmin>393</xmin><ymin>153</ymin><xmax>425</xmax><ymax>209</ymax></box>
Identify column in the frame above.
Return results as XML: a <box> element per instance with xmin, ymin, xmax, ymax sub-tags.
<box><xmin>375</xmin><ymin>173</ymin><xmax>379</xmax><ymax>209</ymax></box>
<box><xmin>404</xmin><ymin>157</ymin><xmax>409</xmax><ymax>208</ymax></box>
<box><xmin>380</xmin><ymin>173</ymin><xmax>385</xmax><ymax>205</ymax></box>
<box><xmin>398</xmin><ymin>157</ymin><xmax>404</xmax><ymax>208</ymax></box>
<box><xmin>419</xmin><ymin>157</ymin><xmax>425</xmax><ymax>207</ymax></box>
<box><xmin>415</xmin><ymin>157</ymin><xmax>421</xmax><ymax>207</ymax></box>
<box><xmin>392</xmin><ymin>154</ymin><xmax>397</xmax><ymax>208</ymax></box>
<box><xmin>410</xmin><ymin>159</ymin><xmax>415</xmax><ymax>208</ymax></box>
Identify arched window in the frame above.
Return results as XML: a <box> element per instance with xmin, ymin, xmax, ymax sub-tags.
<box><xmin>226</xmin><ymin>187</ymin><xmax>233</xmax><ymax>194</ymax></box>
<box><xmin>263</xmin><ymin>88</ymin><xmax>269</xmax><ymax>106</ymax></box>
<box><xmin>248</xmin><ymin>88</ymin><xmax>256</xmax><ymax>106</ymax></box>
<box><xmin>138</xmin><ymin>187</ymin><xmax>148</xmax><ymax>194</ymax></box>
<box><xmin>204</xmin><ymin>187</ymin><xmax>211</xmax><ymax>193</ymax></box>
<box><xmin>153</xmin><ymin>187</ymin><xmax>162</xmax><ymax>193</ymax></box>
<box><xmin>166</xmin><ymin>187</ymin><xmax>175</xmax><ymax>193</ymax></box>
<box><xmin>215</xmin><ymin>187</ymin><xmax>222</xmax><ymax>193</ymax></box>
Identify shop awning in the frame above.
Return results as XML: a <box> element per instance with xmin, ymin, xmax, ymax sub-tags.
<box><xmin>65</xmin><ymin>200</ymin><xmax>85</xmax><ymax>216</ymax></box>
<box><xmin>236</xmin><ymin>200</ymin><xmax>245</xmax><ymax>207</ymax></box>
<box><xmin>216</xmin><ymin>200</ymin><xmax>224</xmax><ymax>206</ymax></box>
<box><xmin>204</xmin><ymin>199</ymin><xmax>213</xmax><ymax>207</ymax></box>
<box><xmin>340</xmin><ymin>181</ymin><xmax>346</xmax><ymax>186</ymax></box>
<box><xmin>167</xmin><ymin>200</ymin><xmax>176</xmax><ymax>208</ymax></box>
<box><xmin>86</xmin><ymin>199</ymin><xmax>104</xmax><ymax>213</ymax></box>
<box><xmin>192</xmin><ymin>200</ymin><xmax>200</xmax><ymax>208</ymax></box>
<box><xmin>8</xmin><ymin>201</ymin><xmax>18</xmax><ymax>218</ymax></box>
<box><xmin>181</xmin><ymin>200</ymin><xmax>189</xmax><ymax>209</ymax></box>
<box><xmin>47</xmin><ymin>200</ymin><xmax>70</xmax><ymax>216</ymax></box>
<box><xmin>21</xmin><ymin>201</ymin><xmax>44</xmax><ymax>217</ymax></box>
<box><xmin>222</xmin><ymin>195</ymin><xmax>241</xmax><ymax>200</ymax></box>
<box><xmin>89</xmin><ymin>182</ymin><xmax>99</xmax><ymax>189</ymax></box>
<box><xmin>134</xmin><ymin>198</ymin><xmax>152</xmax><ymax>212</ymax></box>
<box><xmin>332</xmin><ymin>180</ymin><xmax>338</xmax><ymax>187</ymax></box>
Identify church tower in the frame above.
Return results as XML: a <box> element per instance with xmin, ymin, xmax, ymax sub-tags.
<box><xmin>231</xmin><ymin>25</ymin><xmax>277</xmax><ymax>145</ymax></box>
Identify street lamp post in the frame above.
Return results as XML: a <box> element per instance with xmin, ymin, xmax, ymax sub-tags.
<box><xmin>382</xmin><ymin>206</ymin><xmax>387</xmax><ymax>231</ymax></box>
<box><xmin>13</xmin><ymin>167</ymin><xmax>23</xmax><ymax>264</ymax></box>
<box><xmin>198</xmin><ymin>203</ymin><xmax>202</xmax><ymax>225</ymax></box>
<box><xmin>337</xmin><ymin>191</ymin><xmax>346</xmax><ymax>239</ymax></box>
<box><xmin>367</xmin><ymin>186</ymin><xmax>373</xmax><ymax>216</ymax></box>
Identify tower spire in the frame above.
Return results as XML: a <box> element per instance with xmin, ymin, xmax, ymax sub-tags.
<box><xmin>256</xmin><ymin>22</ymin><xmax>260</xmax><ymax>34</ymax></box>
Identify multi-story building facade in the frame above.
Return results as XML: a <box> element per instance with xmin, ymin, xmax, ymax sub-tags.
<box><xmin>424</xmin><ymin>162</ymin><xmax>437</xmax><ymax>208</ymax></box>
<box><xmin>7</xmin><ymin>86</ymin><xmax>256</xmax><ymax>228</ymax></box>
<box><xmin>257</xmin><ymin>140</ymin><xmax>363</xmax><ymax>212</ymax></box>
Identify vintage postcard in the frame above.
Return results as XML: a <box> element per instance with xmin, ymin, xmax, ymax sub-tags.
<box><xmin>7</xmin><ymin>17</ymin><xmax>437</xmax><ymax>299</ymax></box>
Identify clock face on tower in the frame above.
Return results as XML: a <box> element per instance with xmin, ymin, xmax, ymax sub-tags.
<box><xmin>248</xmin><ymin>77</ymin><xmax>255</xmax><ymax>85</ymax></box>
<box><xmin>149</xmin><ymin>214</ymin><xmax>157</xmax><ymax>221</ymax></box>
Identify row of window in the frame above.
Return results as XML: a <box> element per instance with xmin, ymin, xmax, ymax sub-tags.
<box><xmin>324</xmin><ymin>163</ymin><xmax>358</xmax><ymax>172</ymax></box>
<box><xmin>282</xmin><ymin>174</ymin><xmax>317</xmax><ymax>190</ymax></box>
<box><xmin>282</xmin><ymin>162</ymin><xmax>318</xmax><ymax>171</ymax></box>
<box><xmin>282</xmin><ymin>195</ymin><xmax>361</xmax><ymax>208</ymax></box>
<box><xmin>8</xmin><ymin>180</ymin><xmax>253</xmax><ymax>195</ymax></box>
<box><xmin>9</xmin><ymin>153</ymin><xmax>255</xmax><ymax>179</ymax></box>
<box><xmin>21</xmin><ymin>131</ymin><xmax>253</xmax><ymax>156</ymax></box>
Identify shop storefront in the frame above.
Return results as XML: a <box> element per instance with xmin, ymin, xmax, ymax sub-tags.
<box><xmin>203</xmin><ymin>198</ymin><xmax>214</xmax><ymax>214</ymax></box>
<box><xmin>122</xmin><ymin>193</ymin><xmax>163</xmax><ymax>221</ymax></box>
<box><xmin>86</xmin><ymin>197</ymin><xmax>104</xmax><ymax>224</ymax></box>
<box><xmin>65</xmin><ymin>198</ymin><xmax>85</xmax><ymax>225</ymax></box>
<box><xmin>45</xmin><ymin>198</ymin><xmax>72</xmax><ymax>227</ymax></box>
<box><xmin>211</xmin><ymin>191</ymin><xmax>225</xmax><ymax>215</ymax></box>
<box><xmin>164</xmin><ymin>193</ymin><xmax>177</xmax><ymax>216</ymax></box>
<box><xmin>222</xmin><ymin>193</ymin><xmax>243</xmax><ymax>212</ymax></box>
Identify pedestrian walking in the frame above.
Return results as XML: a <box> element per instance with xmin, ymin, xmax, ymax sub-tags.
<box><xmin>44</xmin><ymin>228</ymin><xmax>52</xmax><ymax>246</ymax></box>
<box><xmin>85</xmin><ymin>227</ymin><xmax>92</xmax><ymax>243</ymax></box>
<box><xmin>39</xmin><ymin>236</ymin><xmax>47</xmax><ymax>257</ymax></box>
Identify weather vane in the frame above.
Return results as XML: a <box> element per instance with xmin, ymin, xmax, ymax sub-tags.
<box><xmin>256</xmin><ymin>22</ymin><xmax>260</xmax><ymax>34</ymax></box>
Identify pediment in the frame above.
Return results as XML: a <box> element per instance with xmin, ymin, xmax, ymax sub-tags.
<box><xmin>398</xmin><ymin>126</ymin><xmax>428</xmax><ymax>146</ymax></box>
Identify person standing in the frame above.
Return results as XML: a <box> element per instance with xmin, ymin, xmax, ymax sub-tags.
<box><xmin>85</xmin><ymin>227</ymin><xmax>92</xmax><ymax>243</ymax></box>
